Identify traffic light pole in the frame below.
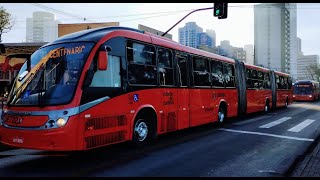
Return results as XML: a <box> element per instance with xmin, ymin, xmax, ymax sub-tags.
<box><xmin>161</xmin><ymin>7</ymin><xmax>213</xmax><ymax>37</ymax></box>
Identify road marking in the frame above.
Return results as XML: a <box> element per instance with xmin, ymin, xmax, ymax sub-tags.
<box><xmin>259</xmin><ymin>117</ymin><xmax>292</xmax><ymax>128</ymax></box>
<box><xmin>233</xmin><ymin>115</ymin><xmax>271</xmax><ymax>126</ymax></box>
<box><xmin>219</xmin><ymin>128</ymin><xmax>314</xmax><ymax>142</ymax></box>
<box><xmin>288</xmin><ymin>119</ymin><xmax>315</xmax><ymax>133</ymax></box>
<box><xmin>259</xmin><ymin>170</ymin><xmax>277</xmax><ymax>173</ymax></box>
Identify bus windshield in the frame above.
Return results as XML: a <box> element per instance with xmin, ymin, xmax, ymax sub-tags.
<box><xmin>7</xmin><ymin>42</ymin><xmax>95</xmax><ymax>106</ymax></box>
<box><xmin>294</xmin><ymin>84</ymin><xmax>313</xmax><ymax>95</ymax></box>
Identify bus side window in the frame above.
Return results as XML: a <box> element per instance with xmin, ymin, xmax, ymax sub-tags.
<box><xmin>246</xmin><ymin>68</ymin><xmax>251</xmax><ymax>89</ymax></box>
<box><xmin>288</xmin><ymin>77</ymin><xmax>292</xmax><ymax>89</ymax></box>
<box><xmin>157</xmin><ymin>47</ymin><xmax>174</xmax><ymax>86</ymax></box>
<box><xmin>193</xmin><ymin>56</ymin><xmax>210</xmax><ymax>87</ymax></box>
<box><xmin>210</xmin><ymin>60</ymin><xmax>224</xmax><ymax>87</ymax></box>
<box><xmin>223</xmin><ymin>63</ymin><xmax>235</xmax><ymax>88</ymax></box>
<box><xmin>263</xmin><ymin>72</ymin><xmax>271</xmax><ymax>89</ymax></box>
<box><xmin>127</xmin><ymin>41</ymin><xmax>156</xmax><ymax>86</ymax></box>
<box><xmin>276</xmin><ymin>75</ymin><xmax>280</xmax><ymax>89</ymax></box>
<box><xmin>90</xmin><ymin>55</ymin><xmax>121</xmax><ymax>88</ymax></box>
<box><xmin>176</xmin><ymin>54</ymin><xmax>188</xmax><ymax>87</ymax></box>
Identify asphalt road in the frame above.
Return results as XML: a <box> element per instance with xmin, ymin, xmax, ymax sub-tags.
<box><xmin>0</xmin><ymin>101</ymin><xmax>319</xmax><ymax>177</ymax></box>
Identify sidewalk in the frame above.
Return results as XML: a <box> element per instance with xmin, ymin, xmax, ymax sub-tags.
<box><xmin>289</xmin><ymin>136</ymin><xmax>320</xmax><ymax>176</ymax></box>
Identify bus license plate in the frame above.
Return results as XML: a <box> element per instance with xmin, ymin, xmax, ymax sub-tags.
<box><xmin>13</xmin><ymin>137</ymin><xmax>24</xmax><ymax>144</ymax></box>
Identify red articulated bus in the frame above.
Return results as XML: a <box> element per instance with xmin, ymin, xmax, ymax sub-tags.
<box><xmin>0</xmin><ymin>27</ymin><xmax>293</xmax><ymax>151</ymax></box>
<box><xmin>293</xmin><ymin>80</ymin><xmax>320</xmax><ymax>101</ymax></box>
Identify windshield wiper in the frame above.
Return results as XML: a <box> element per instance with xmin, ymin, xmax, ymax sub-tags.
<box><xmin>37</xmin><ymin>64</ymin><xmax>47</xmax><ymax>108</ymax></box>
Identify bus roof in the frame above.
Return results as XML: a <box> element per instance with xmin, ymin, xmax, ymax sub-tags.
<box><xmin>44</xmin><ymin>26</ymin><xmax>144</xmax><ymax>47</ymax></box>
<box><xmin>40</xmin><ymin>26</ymin><xmax>293</xmax><ymax>74</ymax></box>
<box><xmin>243</xmin><ymin>63</ymin><xmax>271</xmax><ymax>72</ymax></box>
<box><xmin>42</xmin><ymin>26</ymin><xmax>235</xmax><ymax>64</ymax></box>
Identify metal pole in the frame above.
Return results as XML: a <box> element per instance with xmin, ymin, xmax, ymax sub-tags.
<box><xmin>161</xmin><ymin>7</ymin><xmax>213</xmax><ymax>37</ymax></box>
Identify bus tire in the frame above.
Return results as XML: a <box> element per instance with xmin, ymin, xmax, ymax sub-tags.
<box><xmin>217</xmin><ymin>106</ymin><xmax>226</xmax><ymax>124</ymax></box>
<box><xmin>285</xmin><ymin>98</ymin><xmax>289</xmax><ymax>109</ymax></box>
<box><xmin>132</xmin><ymin>116</ymin><xmax>154</xmax><ymax>147</ymax></box>
<box><xmin>264</xmin><ymin>100</ymin><xmax>270</xmax><ymax>113</ymax></box>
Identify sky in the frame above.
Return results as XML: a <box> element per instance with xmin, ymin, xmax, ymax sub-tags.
<box><xmin>0</xmin><ymin>3</ymin><xmax>319</xmax><ymax>56</ymax></box>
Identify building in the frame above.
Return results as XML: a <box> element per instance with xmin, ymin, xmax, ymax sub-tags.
<box><xmin>254</xmin><ymin>3</ymin><xmax>297</xmax><ymax>81</ymax></box>
<box><xmin>219</xmin><ymin>40</ymin><xmax>233</xmax><ymax>57</ymax></box>
<box><xmin>297</xmin><ymin>55</ymin><xmax>320</xmax><ymax>81</ymax></box>
<box><xmin>59</xmin><ymin>22</ymin><xmax>119</xmax><ymax>37</ymax></box>
<box><xmin>138</xmin><ymin>24</ymin><xmax>172</xmax><ymax>40</ymax></box>
<box><xmin>297</xmin><ymin>37</ymin><xmax>303</xmax><ymax>57</ymax></box>
<box><xmin>178</xmin><ymin>22</ymin><xmax>203</xmax><ymax>48</ymax></box>
<box><xmin>197</xmin><ymin>32</ymin><xmax>212</xmax><ymax>48</ymax></box>
<box><xmin>233</xmin><ymin>47</ymin><xmax>246</xmax><ymax>62</ymax></box>
<box><xmin>244</xmin><ymin>44</ymin><xmax>254</xmax><ymax>65</ymax></box>
<box><xmin>205</xmin><ymin>29</ymin><xmax>216</xmax><ymax>48</ymax></box>
<box><xmin>26</xmin><ymin>12</ymin><xmax>60</xmax><ymax>43</ymax></box>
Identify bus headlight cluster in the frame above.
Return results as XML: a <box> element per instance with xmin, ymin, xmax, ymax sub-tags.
<box><xmin>309</xmin><ymin>95</ymin><xmax>313</xmax><ymax>98</ymax></box>
<box><xmin>45</xmin><ymin>117</ymin><xmax>68</xmax><ymax>129</ymax></box>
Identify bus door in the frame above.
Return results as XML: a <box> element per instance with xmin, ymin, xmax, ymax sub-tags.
<box><xmin>176</xmin><ymin>53</ymin><xmax>190</xmax><ymax>130</ymax></box>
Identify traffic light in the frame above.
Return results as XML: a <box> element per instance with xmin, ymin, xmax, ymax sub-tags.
<box><xmin>213</xmin><ymin>3</ymin><xmax>228</xmax><ymax>19</ymax></box>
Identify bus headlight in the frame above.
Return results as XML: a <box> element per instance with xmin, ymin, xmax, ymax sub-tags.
<box><xmin>48</xmin><ymin>120</ymin><xmax>55</xmax><ymax>128</ymax></box>
<box><xmin>309</xmin><ymin>95</ymin><xmax>312</xmax><ymax>98</ymax></box>
<box><xmin>45</xmin><ymin>117</ymin><xmax>69</xmax><ymax>129</ymax></box>
<box><xmin>56</xmin><ymin>118</ymin><xmax>67</xmax><ymax>127</ymax></box>
<box><xmin>293</xmin><ymin>95</ymin><xmax>295</xmax><ymax>97</ymax></box>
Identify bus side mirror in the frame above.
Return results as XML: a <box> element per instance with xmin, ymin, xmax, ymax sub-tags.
<box><xmin>98</xmin><ymin>51</ymin><xmax>108</xmax><ymax>70</ymax></box>
<box><xmin>98</xmin><ymin>45</ymin><xmax>112</xmax><ymax>70</ymax></box>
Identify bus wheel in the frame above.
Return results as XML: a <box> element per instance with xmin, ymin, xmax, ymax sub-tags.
<box><xmin>285</xmin><ymin>99</ymin><xmax>288</xmax><ymax>108</ymax></box>
<box><xmin>132</xmin><ymin>118</ymin><xmax>151</xmax><ymax>146</ymax></box>
<box><xmin>264</xmin><ymin>102</ymin><xmax>270</xmax><ymax>113</ymax></box>
<box><xmin>218</xmin><ymin>107</ymin><xmax>226</xmax><ymax>124</ymax></box>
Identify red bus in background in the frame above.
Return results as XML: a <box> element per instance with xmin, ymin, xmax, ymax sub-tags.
<box><xmin>293</xmin><ymin>80</ymin><xmax>320</xmax><ymax>101</ymax></box>
<box><xmin>0</xmin><ymin>27</ymin><xmax>293</xmax><ymax>151</ymax></box>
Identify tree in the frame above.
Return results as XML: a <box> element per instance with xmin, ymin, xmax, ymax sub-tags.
<box><xmin>0</xmin><ymin>6</ymin><xmax>15</xmax><ymax>43</ymax></box>
<box><xmin>306</xmin><ymin>64</ymin><xmax>320</xmax><ymax>82</ymax></box>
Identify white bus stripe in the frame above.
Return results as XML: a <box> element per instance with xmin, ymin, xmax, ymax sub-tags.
<box><xmin>288</xmin><ymin>119</ymin><xmax>315</xmax><ymax>133</ymax></box>
<box><xmin>259</xmin><ymin>117</ymin><xmax>292</xmax><ymax>128</ymax></box>
<box><xmin>219</xmin><ymin>128</ymin><xmax>314</xmax><ymax>142</ymax></box>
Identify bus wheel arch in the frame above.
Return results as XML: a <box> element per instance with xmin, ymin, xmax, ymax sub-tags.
<box><xmin>217</xmin><ymin>101</ymin><xmax>227</xmax><ymax>124</ymax></box>
<box><xmin>131</xmin><ymin>107</ymin><xmax>157</xmax><ymax>146</ymax></box>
